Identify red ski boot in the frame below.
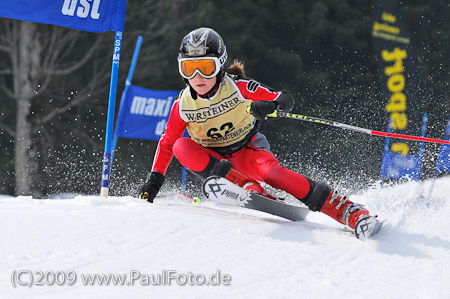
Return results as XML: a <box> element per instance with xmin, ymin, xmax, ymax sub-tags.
<box><xmin>319</xmin><ymin>190</ymin><xmax>369</xmax><ymax>228</ymax></box>
<box><xmin>321</xmin><ymin>189</ymin><xmax>380</xmax><ymax>240</ymax></box>
<box><xmin>300</xmin><ymin>182</ymin><xmax>379</xmax><ymax>240</ymax></box>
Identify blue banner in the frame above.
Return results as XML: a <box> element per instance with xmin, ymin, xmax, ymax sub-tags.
<box><xmin>114</xmin><ymin>85</ymin><xmax>181</xmax><ymax>141</ymax></box>
<box><xmin>0</xmin><ymin>0</ymin><xmax>127</xmax><ymax>32</ymax></box>
<box><xmin>436</xmin><ymin>145</ymin><xmax>450</xmax><ymax>172</ymax></box>
<box><xmin>436</xmin><ymin>120</ymin><xmax>450</xmax><ymax>172</ymax></box>
<box><xmin>380</xmin><ymin>114</ymin><xmax>427</xmax><ymax>181</ymax></box>
<box><xmin>380</xmin><ymin>151</ymin><xmax>422</xmax><ymax>180</ymax></box>
<box><xmin>372</xmin><ymin>0</ymin><xmax>421</xmax><ymax>156</ymax></box>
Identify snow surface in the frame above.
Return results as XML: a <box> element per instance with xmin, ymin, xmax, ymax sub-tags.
<box><xmin>1</xmin><ymin>177</ymin><xmax>450</xmax><ymax>299</ymax></box>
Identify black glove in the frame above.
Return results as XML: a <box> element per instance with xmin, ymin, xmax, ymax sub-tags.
<box><xmin>250</xmin><ymin>100</ymin><xmax>278</xmax><ymax>120</ymax></box>
<box><xmin>138</xmin><ymin>172</ymin><xmax>165</xmax><ymax>203</ymax></box>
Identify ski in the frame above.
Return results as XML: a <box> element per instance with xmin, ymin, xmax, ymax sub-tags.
<box><xmin>202</xmin><ymin>176</ymin><xmax>309</xmax><ymax>221</ymax></box>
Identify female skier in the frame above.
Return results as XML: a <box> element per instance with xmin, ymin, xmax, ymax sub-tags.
<box><xmin>139</xmin><ymin>27</ymin><xmax>379</xmax><ymax>239</ymax></box>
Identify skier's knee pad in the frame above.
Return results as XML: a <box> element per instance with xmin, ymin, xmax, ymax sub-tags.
<box><xmin>298</xmin><ymin>181</ymin><xmax>332</xmax><ymax>212</ymax></box>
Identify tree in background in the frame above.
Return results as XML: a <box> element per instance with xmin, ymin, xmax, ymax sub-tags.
<box><xmin>0</xmin><ymin>0</ymin><xmax>198</xmax><ymax>197</ymax></box>
<box><xmin>0</xmin><ymin>20</ymin><xmax>108</xmax><ymax>197</ymax></box>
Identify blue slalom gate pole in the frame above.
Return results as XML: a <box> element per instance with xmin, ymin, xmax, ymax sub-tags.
<box><xmin>415</xmin><ymin>113</ymin><xmax>428</xmax><ymax>199</ymax></box>
<box><xmin>101</xmin><ymin>31</ymin><xmax>123</xmax><ymax>198</ymax></box>
<box><xmin>181</xmin><ymin>167</ymin><xmax>188</xmax><ymax>194</ymax></box>
<box><xmin>379</xmin><ymin>120</ymin><xmax>393</xmax><ymax>188</ymax></box>
<box><xmin>427</xmin><ymin>115</ymin><xmax>450</xmax><ymax>200</ymax></box>
<box><xmin>111</xmin><ymin>36</ymin><xmax>144</xmax><ymax>164</ymax></box>
<box><xmin>417</xmin><ymin>113</ymin><xmax>428</xmax><ymax>181</ymax></box>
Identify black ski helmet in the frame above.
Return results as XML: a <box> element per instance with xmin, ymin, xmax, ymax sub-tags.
<box><xmin>178</xmin><ymin>27</ymin><xmax>228</xmax><ymax>83</ymax></box>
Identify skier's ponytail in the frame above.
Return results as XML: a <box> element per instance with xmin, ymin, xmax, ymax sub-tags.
<box><xmin>226</xmin><ymin>60</ymin><xmax>245</xmax><ymax>76</ymax></box>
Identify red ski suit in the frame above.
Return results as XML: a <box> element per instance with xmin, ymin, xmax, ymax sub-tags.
<box><xmin>151</xmin><ymin>75</ymin><xmax>311</xmax><ymax>199</ymax></box>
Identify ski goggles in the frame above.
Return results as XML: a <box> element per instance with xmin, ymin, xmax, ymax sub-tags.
<box><xmin>178</xmin><ymin>57</ymin><xmax>222</xmax><ymax>79</ymax></box>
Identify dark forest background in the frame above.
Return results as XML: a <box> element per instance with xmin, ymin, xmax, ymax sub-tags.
<box><xmin>1</xmin><ymin>0</ymin><xmax>449</xmax><ymax>197</ymax></box>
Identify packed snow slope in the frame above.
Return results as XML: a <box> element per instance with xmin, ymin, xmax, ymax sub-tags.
<box><xmin>1</xmin><ymin>177</ymin><xmax>450</xmax><ymax>299</ymax></box>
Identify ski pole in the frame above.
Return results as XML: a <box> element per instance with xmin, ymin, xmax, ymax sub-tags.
<box><xmin>177</xmin><ymin>192</ymin><xmax>200</xmax><ymax>205</ymax></box>
<box><xmin>268</xmin><ymin>111</ymin><xmax>450</xmax><ymax>145</ymax></box>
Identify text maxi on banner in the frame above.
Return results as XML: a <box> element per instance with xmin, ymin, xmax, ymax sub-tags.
<box><xmin>114</xmin><ymin>86</ymin><xmax>180</xmax><ymax>141</ymax></box>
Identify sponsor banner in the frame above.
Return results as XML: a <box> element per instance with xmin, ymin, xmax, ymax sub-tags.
<box><xmin>372</xmin><ymin>0</ymin><xmax>421</xmax><ymax>155</ymax></box>
<box><xmin>114</xmin><ymin>85</ymin><xmax>182</xmax><ymax>141</ymax></box>
<box><xmin>436</xmin><ymin>145</ymin><xmax>450</xmax><ymax>172</ymax></box>
<box><xmin>436</xmin><ymin>119</ymin><xmax>450</xmax><ymax>172</ymax></box>
<box><xmin>0</xmin><ymin>0</ymin><xmax>127</xmax><ymax>32</ymax></box>
<box><xmin>380</xmin><ymin>114</ymin><xmax>427</xmax><ymax>180</ymax></box>
<box><xmin>380</xmin><ymin>151</ymin><xmax>421</xmax><ymax>180</ymax></box>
